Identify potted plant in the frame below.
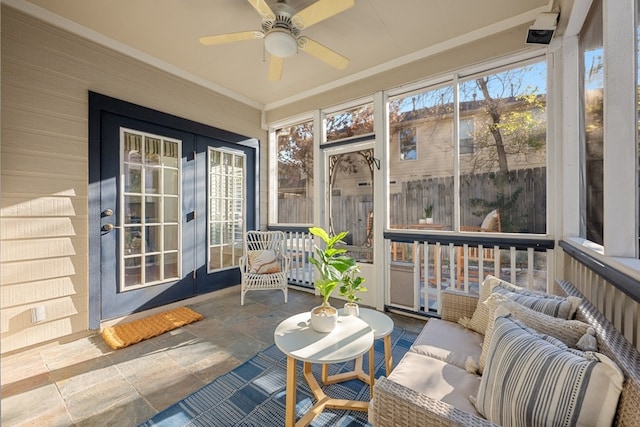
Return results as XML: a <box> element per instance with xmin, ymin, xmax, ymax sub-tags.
<box><xmin>308</xmin><ymin>226</ymin><xmax>356</xmax><ymax>332</ymax></box>
<box><xmin>339</xmin><ymin>267</ymin><xmax>367</xmax><ymax>316</ymax></box>
<box><xmin>420</xmin><ymin>204</ymin><xmax>434</xmax><ymax>224</ymax></box>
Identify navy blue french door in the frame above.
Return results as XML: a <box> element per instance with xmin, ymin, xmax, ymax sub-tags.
<box><xmin>89</xmin><ymin>93</ymin><xmax>257</xmax><ymax>324</ymax></box>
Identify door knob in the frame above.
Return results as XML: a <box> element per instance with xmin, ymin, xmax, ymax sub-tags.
<box><xmin>102</xmin><ymin>209</ymin><xmax>114</xmax><ymax>217</ymax></box>
<box><xmin>102</xmin><ymin>223</ymin><xmax>120</xmax><ymax>232</ymax></box>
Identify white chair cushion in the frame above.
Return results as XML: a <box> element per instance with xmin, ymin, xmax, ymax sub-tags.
<box><xmin>247</xmin><ymin>249</ymin><xmax>281</xmax><ymax>274</ymax></box>
<box><xmin>480</xmin><ymin>209</ymin><xmax>499</xmax><ymax>230</ymax></box>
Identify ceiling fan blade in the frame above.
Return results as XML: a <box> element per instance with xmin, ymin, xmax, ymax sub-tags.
<box><xmin>298</xmin><ymin>37</ymin><xmax>349</xmax><ymax>70</ymax></box>
<box><xmin>199</xmin><ymin>31</ymin><xmax>264</xmax><ymax>46</ymax></box>
<box><xmin>268</xmin><ymin>56</ymin><xmax>284</xmax><ymax>81</ymax></box>
<box><xmin>247</xmin><ymin>0</ymin><xmax>275</xmax><ymax>21</ymax></box>
<box><xmin>292</xmin><ymin>0</ymin><xmax>355</xmax><ymax>29</ymax></box>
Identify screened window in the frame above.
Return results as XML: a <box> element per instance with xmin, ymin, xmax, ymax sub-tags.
<box><xmin>387</xmin><ymin>59</ymin><xmax>548</xmax><ymax>234</ymax></box>
<box><xmin>459</xmin><ymin>60</ymin><xmax>547</xmax><ymax>234</ymax></box>
<box><xmin>388</xmin><ymin>86</ymin><xmax>455</xmax><ymax>230</ymax></box>
<box><xmin>581</xmin><ymin>0</ymin><xmax>604</xmax><ymax>246</ymax></box>
<box><xmin>276</xmin><ymin>120</ymin><xmax>314</xmax><ymax>224</ymax></box>
<box><xmin>325</xmin><ymin>102</ymin><xmax>374</xmax><ymax>143</ymax></box>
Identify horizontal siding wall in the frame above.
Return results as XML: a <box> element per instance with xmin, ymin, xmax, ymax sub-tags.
<box><xmin>0</xmin><ymin>5</ymin><xmax>265</xmax><ymax>353</ymax></box>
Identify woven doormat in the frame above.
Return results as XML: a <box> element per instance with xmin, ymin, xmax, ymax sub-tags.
<box><xmin>102</xmin><ymin>306</ymin><xmax>203</xmax><ymax>350</ymax></box>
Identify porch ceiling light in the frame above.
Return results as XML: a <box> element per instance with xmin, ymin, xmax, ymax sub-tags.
<box><xmin>264</xmin><ymin>29</ymin><xmax>298</xmax><ymax>58</ymax></box>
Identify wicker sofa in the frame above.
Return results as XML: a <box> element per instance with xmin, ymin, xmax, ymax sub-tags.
<box><xmin>369</xmin><ymin>279</ymin><xmax>640</xmax><ymax>426</ymax></box>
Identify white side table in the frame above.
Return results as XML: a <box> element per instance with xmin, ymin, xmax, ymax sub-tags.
<box><xmin>274</xmin><ymin>312</ymin><xmax>374</xmax><ymax>427</ymax></box>
<box><xmin>321</xmin><ymin>307</ymin><xmax>395</xmax><ymax>394</ymax></box>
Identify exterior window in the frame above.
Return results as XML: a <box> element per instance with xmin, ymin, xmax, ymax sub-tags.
<box><xmin>459</xmin><ymin>60</ymin><xmax>547</xmax><ymax>233</ymax></box>
<box><xmin>388</xmin><ymin>86</ymin><xmax>455</xmax><ymax>230</ymax></box>
<box><xmin>208</xmin><ymin>148</ymin><xmax>245</xmax><ymax>271</ymax></box>
<box><xmin>399</xmin><ymin>127</ymin><xmax>417</xmax><ymax>160</ymax></box>
<box><xmin>581</xmin><ymin>0</ymin><xmax>604</xmax><ymax>245</ymax></box>
<box><xmin>325</xmin><ymin>102</ymin><xmax>374</xmax><ymax>143</ymax></box>
<box><xmin>121</xmin><ymin>129</ymin><xmax>181</xmax><ymax>290</ymax></box>
<box><xmin>459</xmin><ymin>118</ymin><xmax>475</xmax><ymax>154</ymax></box>
<box><xmin>276</xmin><ymin>120</ymin><xmax>314</xmax><ymax>224</ymax></box>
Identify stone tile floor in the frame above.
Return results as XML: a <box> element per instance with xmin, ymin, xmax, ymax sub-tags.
<box><xmin>1</xmin><ymin>287</ymin><xmax>426</xmax><ymax>427</ymax></box>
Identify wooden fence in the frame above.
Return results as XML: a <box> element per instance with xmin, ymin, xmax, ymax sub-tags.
<box><xmin>278</xmin><ymin>167</ymin><xmax>547</xmax><ymax>234</ymax></box>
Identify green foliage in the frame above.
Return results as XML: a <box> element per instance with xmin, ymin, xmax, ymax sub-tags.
<box><xmin>470</xmin><ymin>177</ymin><xmax>524</xmax><ymax>232</ymax></box>
<box><xmin>423</xmin><ymin>204</ymin><xmax>433</xmax><ymax>218</ymax></box>
<box><xmin>339</xmin><ymin>272</ymin><xmax>367</xmax><ymax>304</ymax></box>
<box><xmin>308</xmin><ymin>227</ymin><xmax>357</xmax><ymax>304</ymax></box>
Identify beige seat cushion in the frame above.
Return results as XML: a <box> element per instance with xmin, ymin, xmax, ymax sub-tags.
<box><xmin>410</xmin><ymin>318</ymin><xmax>483</xmax><ymax>371</ymax></box>
<box><xmin>387</xmin><ymin>351</ymin><xmax>482</xmax><ymax>417</ymax></box>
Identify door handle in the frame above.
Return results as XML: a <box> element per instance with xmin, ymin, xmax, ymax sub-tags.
<box><xmin>102</xmin><ymin>223</ymin><xmax>121</xmax><ymax>232</ymax></box>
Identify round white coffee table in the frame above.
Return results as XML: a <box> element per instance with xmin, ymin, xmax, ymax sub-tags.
<box><xmin>274</xmin><ymin>312</ymin><xmax>374</xmax><ymax>427</ymax></box>
<box><xmin>321</xmin><ymin>308</ymin><xmax>395</xmax><ymax>393</ymax></box>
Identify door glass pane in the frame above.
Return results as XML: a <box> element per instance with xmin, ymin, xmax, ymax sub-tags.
<box><xmin>120</xmin><ymin>129</ymin><xmax>182</xmax><ymax>291</ymax></box>
<box><xmin>328</xmin><ymin>148</ymin><xmax>374</xmax><ymax>264</ymax></box>
<box><xmin>208</xmin><ymin>147</ymin><xmax>245</xmax><ymax>271</ymax></box>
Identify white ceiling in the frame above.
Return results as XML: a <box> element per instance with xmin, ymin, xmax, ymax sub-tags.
<box><xmin>18</xmin><ymin>0</ymin><xmax>554</xmax><ymax>109</ymax></box>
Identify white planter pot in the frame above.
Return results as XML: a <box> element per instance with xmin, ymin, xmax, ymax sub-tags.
<box><xmin>418</xmin><ymin>218</ymin><xmax>427</xmax><ymax>224</ymax></box>
<box><xmin>426</xmin><ymin>217</ymin><xmax>434</xmax><ymax>224</ymax></box>
<box><xmin>343</xmin><ymin>302</ymin><xmax>360</xmax><ymax>317</ymax></box>
<box><xmin>310</xmin><ymin>303</ymin><xmax>338</xmax><ymax>333</ymax></box>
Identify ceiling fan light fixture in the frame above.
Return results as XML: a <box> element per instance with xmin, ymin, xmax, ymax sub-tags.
<box><xmin>264</xmin><ymin>29</ymin><xmax>297</xmax><ymax>58</ymax></box>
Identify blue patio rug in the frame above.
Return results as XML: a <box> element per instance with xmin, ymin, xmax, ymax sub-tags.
<box><xmin>139</xmin><ymin>327</ymin><xmax>418</xmax><ymax>427</ymax></box>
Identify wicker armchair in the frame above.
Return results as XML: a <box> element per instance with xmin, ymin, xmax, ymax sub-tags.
<box><xmin>239</xmin><ymin>230</ymin><xmax>290</xmax><ymax>305</ymax></box>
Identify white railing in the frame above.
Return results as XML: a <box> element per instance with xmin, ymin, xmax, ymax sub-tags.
<box><xmin>386</xmin><ymin>238</ymin><xmax>554</xmax><ymax>316</ymax></box>
<box><xmin>275</xmin><ymin>228</ymin><xmax>557</xmax><ymax>321</ymax></box>
<box><xmin>281</xmin><ymin>229</ymin><xmax>315</xmax><ymax>288</ymax></box>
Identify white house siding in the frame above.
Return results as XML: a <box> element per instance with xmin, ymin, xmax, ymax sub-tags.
<box><xmin>0</xmin><ymin>6</ymin><xmax>265</xmax><ymax>354</ymax></box>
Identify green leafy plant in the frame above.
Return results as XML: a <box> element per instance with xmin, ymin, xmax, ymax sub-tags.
<box><xmin>308</xmin><ymin>226</ymin><xmax>356</xmax><ymax>305</ymax></box>
<box><xmin>339</xmin><ymin>269</ymin><xmax>367</xmax><ymax>304</ymax></box>
<box><xmin>423</xmin><ymin>204</ymin><xmax>433</xmax><ymax>218</ymax></box>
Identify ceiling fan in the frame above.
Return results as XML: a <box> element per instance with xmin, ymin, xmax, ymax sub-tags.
<box><xmin>199</xmin><ymin>0</ymin><xmax>354</xmax><ymax>81</ymax></box>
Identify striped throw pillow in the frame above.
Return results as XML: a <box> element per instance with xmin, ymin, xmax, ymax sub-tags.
<box><xmin>473</xmin><ymin>315</ymin><xmax>623</xmax><ymax>427</ymax></box>
<box><xmin>458</xmin><ymin>275</ymin><xmax>581</xmax><ymax>335</ymax></box>
<box><xmin>472</xmin><ymin>296</ymin><xmax>594</xmax><ymax>374</ymax></box>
